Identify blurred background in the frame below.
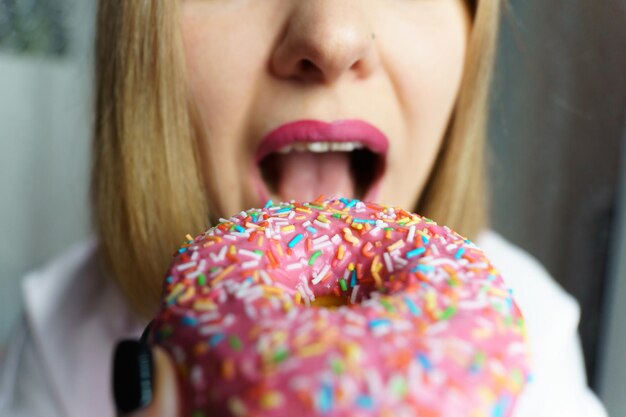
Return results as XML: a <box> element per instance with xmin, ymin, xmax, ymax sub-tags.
<box><xmin>0</xmin><ymin>0</ymin><xmax>624</xmax><ymax>415</ymax></box>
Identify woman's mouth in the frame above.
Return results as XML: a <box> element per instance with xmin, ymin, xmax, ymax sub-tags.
<box><xmin>253</xmin><ymin>119</ymin><xmax>388</xmax><ymax>203</ymax></box>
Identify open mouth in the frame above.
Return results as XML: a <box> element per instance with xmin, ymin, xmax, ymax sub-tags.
<box><xmin>253</xmin><ymin>120</ymin><xmax>388</xmax><ymax>203</ymax></box>
<box><xmin>258</xmin><ymin>141</ymin><xmax>384</xmax><ymax>202</ymax></box>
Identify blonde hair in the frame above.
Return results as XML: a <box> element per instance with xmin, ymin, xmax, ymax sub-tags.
<box><xmin>417</xmin><ymin>0</ymin><xmax>498</xmax><ymax>239</ymax></box>
<box><xmin>92</xmin><ymin>0</ymin><xmax>500</xmax><ymax>317</ymax></box>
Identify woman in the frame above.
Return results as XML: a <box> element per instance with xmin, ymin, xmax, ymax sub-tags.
<box><xmin>0</xmin><ymin>1</ymin><xmax>606</xmax><ymax>416</ymax></box>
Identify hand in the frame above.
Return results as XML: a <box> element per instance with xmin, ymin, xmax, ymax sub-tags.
<box><xmin>113</xmin><ymin>341</ymin><xmax>181</xmax><ymax>417</ymax></box>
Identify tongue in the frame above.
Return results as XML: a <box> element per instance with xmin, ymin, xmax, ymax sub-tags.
<box><xmin>277</xmin><ymin>152</ymin><xmax>355</xmax><ymax>202</ymax></box>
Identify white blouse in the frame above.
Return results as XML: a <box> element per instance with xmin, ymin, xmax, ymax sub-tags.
<box><xmin>0</xmin><ymin>230</ymin><xmax>607</xmax><ymax>417</ymax></box>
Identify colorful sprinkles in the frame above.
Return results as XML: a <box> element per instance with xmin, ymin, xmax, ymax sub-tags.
<box><xmin>149</xmin><ymin>197</ymin><xmax>530</xmax><ymax>417</ymax></box>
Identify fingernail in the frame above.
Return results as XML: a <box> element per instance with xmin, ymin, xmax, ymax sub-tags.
<box><xmin>113</xmin><ymin>340</ymin><xmax>154</xmax><ymax>414</ymax></box>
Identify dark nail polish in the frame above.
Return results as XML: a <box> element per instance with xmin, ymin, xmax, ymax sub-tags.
<box><xmin>113</xmin><ymin>340</ymin><xmax>154</xmax><ymax>414</ymax></box>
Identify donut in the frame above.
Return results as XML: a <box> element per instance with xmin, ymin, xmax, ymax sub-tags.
<box><xmin>148</xmin><ymin>197</ymin><xmax>530</xmax><ymax>417</ymax></box>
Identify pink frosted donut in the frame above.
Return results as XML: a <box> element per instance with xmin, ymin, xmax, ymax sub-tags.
<box><xmin>148</xmin><ymin>197</ymin><xmax>530</xmax><ymax>417</ymax></box>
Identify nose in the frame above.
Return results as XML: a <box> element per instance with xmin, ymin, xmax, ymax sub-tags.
<box><xmin>270</xmin><ymin>1</ymin><xmax>378</xmax><ymax>85</ymax></box>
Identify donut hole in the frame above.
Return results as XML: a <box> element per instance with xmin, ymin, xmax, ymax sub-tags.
<box><xmin>309</xmin><ymin>283</ymin><xmax>385</xmax><ymax>309</ymax></box>
<box><xmin>310</xmin><ymin>294</ymin><xmax>349</xmax><ymax>309</ymax></box>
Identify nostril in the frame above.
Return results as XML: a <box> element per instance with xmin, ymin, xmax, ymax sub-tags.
<box><xmin>300</xmin><ymin>59</ymin><xmax>316</xmax><ymax>73</ymax></box>
<box><xmin>295</xmin><ymin>59</ymin><xmax>324</xmax><ymax>83</ymax></box>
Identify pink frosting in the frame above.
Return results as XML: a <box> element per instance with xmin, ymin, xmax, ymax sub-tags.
<box><xmin>149</xmin><ymin>198</ymin><xmax>530</xmax><ymax>417</ymax></box>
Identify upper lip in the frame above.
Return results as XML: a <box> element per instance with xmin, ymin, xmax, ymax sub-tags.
<box><xmin>255</xmin><ymin>119</ymin><xmax>389</xmax><ymax>162</ymax></box>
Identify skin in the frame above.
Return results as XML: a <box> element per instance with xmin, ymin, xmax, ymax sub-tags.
<box><xmin>181</xmin><ymin>0</ymin><xmax>471</xmax><ymax>218</ymax></box>
<box><xmin>120</xmin><ymin>1</ymin><xmax>471</xmax><ymax>415</ymax></box>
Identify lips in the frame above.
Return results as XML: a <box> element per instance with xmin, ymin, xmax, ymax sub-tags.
<box><xmin>253</xmin><ymin>119</ymin><xmax>388</xmax><ymax>203</ymax></box>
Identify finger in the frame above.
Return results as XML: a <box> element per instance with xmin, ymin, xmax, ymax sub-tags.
<box><xmin>141</xmin><ymin>346</ymin><xmax>180</xmax><ymax>417</ymax></box>
<box><xmin>113</xmin><ymin>341</ymin><xmax>180</xmax><ymax>417</ymax></box>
